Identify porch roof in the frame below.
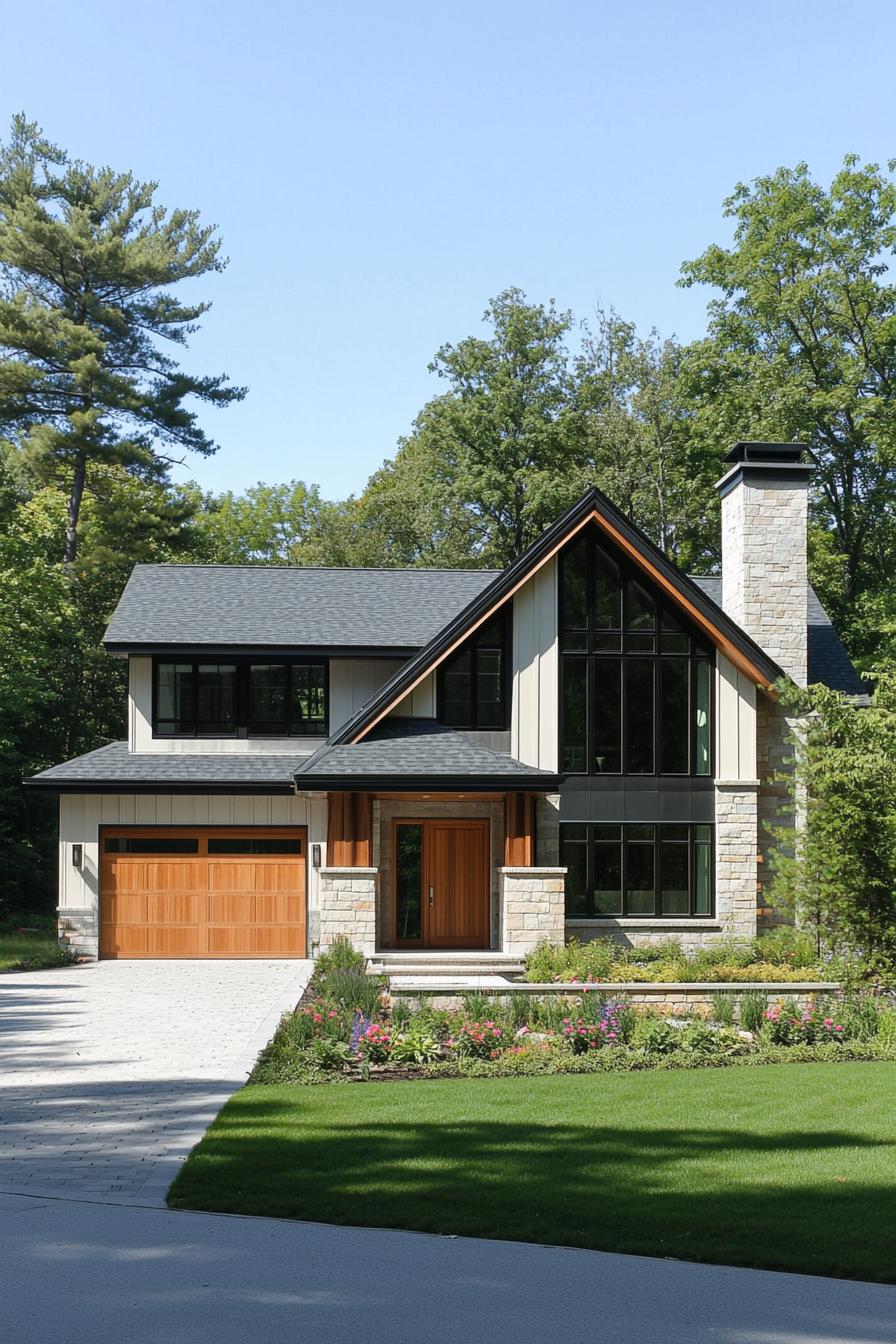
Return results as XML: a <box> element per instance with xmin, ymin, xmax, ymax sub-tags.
<box><xmin>25</xmin><ymin>741</ymin><xmax>302</xmax><ymax>793</ymax></box>
<box><xmin>294</xmin><ymin>719</ymin><xmax>559</xmax><ymax>791</ymax></box>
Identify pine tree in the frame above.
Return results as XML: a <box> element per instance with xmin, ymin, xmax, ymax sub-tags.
<box><xmin>0</xmin><ymin>115</ymin><xmax>245</xmax><ymax>563</ymax></box>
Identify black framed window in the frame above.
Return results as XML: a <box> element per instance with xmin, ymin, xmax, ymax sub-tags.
<box><xmin>153</xmin><ymin>660</ymin><xmax>327</xmax><ymax>737</ymax></box>
<box><xmin>560</xmin><ymin>528</ymin><xmax>713</xmax><ymax>776</ymax></box>
<box><xmin>437</xmin><ymin>612</ymin><xmax>508</xmax><ymax>729</ymax></box>
<box><xmin>561</xmin><ymin>823</ymin><xmax>713</xmax><ymax>919</ymax></box>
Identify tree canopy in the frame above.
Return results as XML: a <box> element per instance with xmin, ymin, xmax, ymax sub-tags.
<box><xmin>0</xmin><ymin>114</ymin><xmax>244</xmax><ymax>563</ymax></box>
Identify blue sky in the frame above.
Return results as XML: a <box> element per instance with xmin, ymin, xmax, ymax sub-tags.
<box><xmin>5</xmin><ymin>1</ymin><xmax>894</xmax><ymax>499</ymax></box>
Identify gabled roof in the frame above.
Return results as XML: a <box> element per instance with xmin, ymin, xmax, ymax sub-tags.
<box><xmin>691</xmin><ymin>578</ymin><xmax>867</xmax><ymax>699</ymax></box>
<box><xmin>25</xmin><ymin>742</ymin><xmax>303</xmax><ymax>793</ymax></box>
<box><xmin>294</xmin><ymin>719</ymin><xmax>558</xmax><ymax>791</ymax></box>
<box><xmin>328</xmin><ymin>487</ymin><xmax>787</xmax><ymax>749</ymax></box>
<box><xmin>103</xmin><ymin>564</ymin><xmax>500</xmax><ymax>653</ymax></box>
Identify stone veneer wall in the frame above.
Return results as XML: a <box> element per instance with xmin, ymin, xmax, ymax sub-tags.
<box><xmin>57</xmin><ymin>907</ymin><xmax>98</xmax><ymax>959</ymax></box>
<box><xmin>720</xmin><ymin>470</ymin><xmax>808</xmax><ymax>685</ymax></box>
<box><xmin>373</xmin><ymin>798</ymin><xmax>504</xmax><ymax>949</ymax></box>
<box><xmin>498</xmin><ymin>867</ymin><xmax>566</xmax><ymax>955</ymax></box>
<box><xmin>714</xmin><ymin>783</ymin><xmax>760</xmax><ymax>942</ymax></box>
<box><xmin>318</xmin><ymin>867</ymin><xmax>377</xmax><ymax>957</ymax></box>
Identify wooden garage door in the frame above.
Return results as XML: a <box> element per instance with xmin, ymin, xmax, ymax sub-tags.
<box><xmin>100</xmin><ymin>827</ymin><xmax>307</xmax><ymax>958</ymax></box>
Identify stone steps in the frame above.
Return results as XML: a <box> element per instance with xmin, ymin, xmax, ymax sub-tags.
<box><xmin>367</xmin><ymin>952</ymin><xmax>526</xmax><ymax>980</ymax></box>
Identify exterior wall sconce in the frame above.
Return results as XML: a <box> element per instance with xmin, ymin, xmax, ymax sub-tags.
<box><xmin>71</xmin><ymin>844</ymin><xmax>83</xmax><ymax>869</ymax></box>
<box><xmin>311</xmin><ymin>844</ymin><xmax>321</xmax><ymax>868</ymax></box>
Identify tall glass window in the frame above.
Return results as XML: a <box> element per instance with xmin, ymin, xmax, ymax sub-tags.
<box><xmin>438</xmin><ymin>613</ymin><xmax>508</xmax><ymax>729</ymax></box>
<box><xmin>559</xmin><ymin>527</ymin><xmax>714</xmax><ymax>776</ymax></box>
<box><xmin>561</xmin><ymin>823</ymin><xmax>714</xmax><ymax>919</ymax></box>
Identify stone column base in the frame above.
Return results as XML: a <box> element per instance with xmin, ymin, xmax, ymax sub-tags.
<box><xmin>498</xmin><ymin>867</ymin><xmax>567</xmax><ymax>956</ymax></box>
<box><xmin>318</xmin><ymin>867</ymin><xmax>377</xmax><ymax>958</ymax></box>
<box><xmin>57</xmin><ymin>907</ymin><xmax>98</xmax><ymax>960</ymax></box>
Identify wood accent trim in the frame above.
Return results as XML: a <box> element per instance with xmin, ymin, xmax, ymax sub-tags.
<box><xmin>354</xmin><ymin>508</ymin><xmax>775</xmax><ymax>743</ymax></box>
<box><xmin>503</xmin><ymin>792</ymin><xmax>535</xmax><ymax>866</ymax></box>
<box><xmin>326</xmin><ymin>791</ymin><xmax>373</xmax><ymax>866</ymax></box>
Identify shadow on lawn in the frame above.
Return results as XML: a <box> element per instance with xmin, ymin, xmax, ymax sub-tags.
<box><xmin>168</xmin><ymin>1089</ymin><xmax>896</xmax><ymax>1282</ymax></box>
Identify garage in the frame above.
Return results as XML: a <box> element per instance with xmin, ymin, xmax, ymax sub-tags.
<box><xmin>99</xmin><ymin>827</ymin><xmax>307</xmax><ymax>958</ymax></box>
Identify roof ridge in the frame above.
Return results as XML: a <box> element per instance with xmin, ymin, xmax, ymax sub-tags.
<box><xmin>129</xmin><ymin>563</ymin><xmax>503</xmax><ymax>575</ymax></box>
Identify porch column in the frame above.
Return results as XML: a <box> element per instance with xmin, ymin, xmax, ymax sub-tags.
<box><xmin>503</xmin><ymin>792</ymin><xmax>535</xmax><ymax>866</ymax></box>
<box><xmin>318</xmin><ymin>867</ymin><xmax>377</xmax><ymax>957</ymax></box>
<box><xmin>498</xmin><ymin>866</ymin><xmax>566</xmax><ymax>956</ymax></box>
<box><xmin>326</xmin><ymin>791</ymin><xmax>373</xmax><ymax>866</ymax></box>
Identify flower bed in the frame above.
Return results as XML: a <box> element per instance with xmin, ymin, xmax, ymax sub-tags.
<box><xmin>250</xmin><ymin>937</ymin><xmax>896</xmax><ymax>1087</ymax></box>
<box><xmin>524</xmin><ymin>930</ymin><xmax>847</xmax><ymax>986</ymax></box>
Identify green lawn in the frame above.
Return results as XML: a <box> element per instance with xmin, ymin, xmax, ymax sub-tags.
<box><xmin>0</xmin><ymin>932</ymin><xmax>72</xmax><ymax>972</ymax></box>
<box><xmin>168</xmin><ymin>1063</ymin><xmax>896</xmax><ymax>1281</ymax></box>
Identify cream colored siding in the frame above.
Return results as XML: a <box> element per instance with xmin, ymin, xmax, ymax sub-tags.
<box><xmin>389</xmin><ymin>671</ymin><xmax>436</xmax><ymax>718</ymax></box>
<box><xmin>58</xmin><ymin>793</ymin><xmax>328</xmax><ymax>946</ymax></box>
<box><xmin>716</xmin><ymin>653</ymin><xmax>757</xmax><ymax>782</ymax></box>
<box><xmin>510</xmin><ymin>558</ymin><xmax>558</xmax><ymax>770</ymax></box>
<box><xmin>129</xmin><ymin>655</ymin><xmax>405</xmax><ymax>752</ymax></box>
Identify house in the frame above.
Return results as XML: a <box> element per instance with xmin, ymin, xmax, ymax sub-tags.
<box><xmin>27</xmin><ymin>442</ymin><xmax>864</xmax><ymax>965</ymax></box>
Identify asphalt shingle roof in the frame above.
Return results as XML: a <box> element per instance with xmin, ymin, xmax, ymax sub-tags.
<box><xmin>295</xmin><ymin>719</ymin><xmax>558</xmax><ymax>785</ymax></box>
<box><xmin>689</xmin><ymin>577</ymin><xmax>866</xmax><ymax>697</ymax></box>
<box><xmin>103</xmin><ymin>565</ymin><xmax>501</xmax><ymax>650</ymax></box>
<box><xmin>27</xmin><ymin>742</ymin><xmax>304</xmax><ymax>790</ymax></box>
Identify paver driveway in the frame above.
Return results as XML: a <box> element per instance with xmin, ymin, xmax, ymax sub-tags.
<box><xmin>0</xmin><ymin>959</ymin><xmax>311</xmax><ymax>1204</ymax></box>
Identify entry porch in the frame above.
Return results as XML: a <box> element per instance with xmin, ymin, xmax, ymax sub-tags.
<box><xmin>316</xmin><ymin>790</ymin><xmax>566</xmax><ymax>961</ymax></box>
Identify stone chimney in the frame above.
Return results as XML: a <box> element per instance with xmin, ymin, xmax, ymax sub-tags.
<box><xmin>717</xmin><ymin>442</ymin><xmax>814</xmax><ymax>685</ymax></box>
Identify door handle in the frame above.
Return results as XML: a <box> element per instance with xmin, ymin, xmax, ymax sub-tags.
<box><xmin>428</xmin><ymin>884</ymin><xmax>434</xmax><ymax>907</ymax></box>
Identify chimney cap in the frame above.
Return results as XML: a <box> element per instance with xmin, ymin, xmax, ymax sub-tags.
<box><xmin>724</xmin><ymin>441</ymin><xmax>807</xmax><ymax>465</ymax></box>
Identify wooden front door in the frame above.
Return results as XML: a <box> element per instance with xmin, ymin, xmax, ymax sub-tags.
<box><xmin>100</xmin><ymin>826</ymin><xmax>307</xmax><ymax>958</ymax></box>
<box><xmin>393</xmin><ymin>818</ymin><xmax>490</xmax><ymax>949</ymax></box>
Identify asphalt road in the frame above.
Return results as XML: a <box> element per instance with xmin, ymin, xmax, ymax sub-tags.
<box><xmin>2</xmin><ymin>1191</ymin><xmax>894</xmax><ymax>1344</ymax></box>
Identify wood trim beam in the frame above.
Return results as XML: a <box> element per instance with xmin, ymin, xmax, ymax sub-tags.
<box><xmin>503</xmin><ymin>792</ymin><xmax>535</xmax><ymax>867</ymax></box>
<box><xmin>326</xmin><ymin>791</ymin><xmax>373</xmax><ymax>866</ymax></box>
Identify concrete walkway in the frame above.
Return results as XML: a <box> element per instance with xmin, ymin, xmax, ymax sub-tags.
<box><xmin>1</xmin><ymin>1191</ymin><xmax>893</xmax><ymax>1344</ymax></box>
<box><xmin>0</xmin><ymin>960</ymin><xmax>312</xmax><ymax>1203</ymax></box>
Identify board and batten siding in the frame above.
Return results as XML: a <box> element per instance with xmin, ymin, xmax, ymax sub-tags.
<box><xmin>510</xmin><ymin>557</ymin><xmax>558</xmax><ymax>771</ymax></box>
<box><xmin>129</xmin><ymin>656</ymin><xmax>405</xmax><ymax>753</ymax></box>
<box><xmin>58</xmin><ymin>792</ymin><xmax>327</xmax><ymax>944</ymax></box>
<box><xmin>715</xmin><ymin>652</ymin><xmax>757</xmax><ymax>782</ymax></box>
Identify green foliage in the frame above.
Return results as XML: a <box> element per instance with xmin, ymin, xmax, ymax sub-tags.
<box><xmin>680</xmin><ymin>155</ymin><xmax>896</xmax><ymax>664</ymax></box>
<box><xmin>323</xmin><ymin>968</ymin><xmax>385</xmax><ymax>1018</ymax></box>
<box><xmin>310</xmin><ymin>1037</ymin><xmax>354</xmax><ymax>1071</ymax></box>
<box><xmin>0</xmin><ymin>115</ymin><xmax>243</xmax><ymax>564</ymax></box>
<box><xmin>314</xmin><ymin>937</ymin><xmax>366</xmax><ymax>976</ymax></box>
<box><xmin>710</xmin><ymin>993</ymin><xmax>735</xmax><ymax>1026</ymax></box>
<box><xmin>524</xmin><ymin>935</ymin><xmax>831</xmax><ymax>985</ymax></box>
<box><xmin>631</xmin><ymin>1016</ymin><xmax>680</xmax><ymax>1055</ymax></box>
<box><xmin>738</xmin><ymin>992</ymin><xmax>769</xmax><ymax>1034</ymax></box>
<box><xmin>769</xmin><ymin>674</ymin><xmax>896</xmax><ymax>978</ymax></box>
<box><xmin>391</xmin><ymin>1029</ymin><xmax>441</xmax><ymax>1065</ymax></box>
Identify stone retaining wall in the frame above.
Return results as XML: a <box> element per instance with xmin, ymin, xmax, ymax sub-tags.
<box><xmin>391</xmin><ymin>981</ymin><xmax>839</xmax><ymax>1014</ymax></box>
<box><xmin>57</xmin><ymin>906</ymin><xmax>98</xmax><ymax>960</ymax></box>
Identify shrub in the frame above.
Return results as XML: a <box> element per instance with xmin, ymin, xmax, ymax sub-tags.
<box><xmin>838</xmin><ymin>993</ymin><xmax>884</xmax><ymax>1042</ymax></box>
<box><xmin>631</xmin><ymin>1016</ymin><xmax>679</xmax><ymax>1054</ymax></box>
<box><xmin>876</xmin><ymin>1006</ymin><xmax>896</xmax><ymax>1046</ymax></box>
<box><xmin>461</xmin><ymin>992</ymin><xmax>491</xmax><ymax>1019</ymax></box>
<box><xmin>756</xmin><ymin>925</ymin><xmax>821</xmax><ymax>968</ymax></box>
<box><xmin>762</xmin><ymin>999</ymin><xmax>848</xmax><ymax>1045</ymax></box>
<box><xmin>315</xmin><ymin>937</ymin><xmax>365</xmax><ymax>975</ymax></box>
<box><xmin>711</xmin><ymin>993</ymin><xmax>735</xmax><ymax>1026</ymax></box>
<box><xmin>452</xmin><ymin>1020</ymin><xmax>505</xmax><ymax>1059</ymax></box>
<box><xmin>391</xmin><ymin>1029</ymin><xmax>441</xmax><ymax>1065</ymax></box>
<box><xmin>310</xmin><ymin>1037</ymin><xmax>354</xmax><ymax>1070</ymax></box>
<box><xmin>323</xmin><ymin>967</ymin><xmax>385</xmax><ymax>1017</ymax></box>
<box><xmin>357</xmin><ymin>1022</ymin><xmax>392</xmax><ymax>1063</ymax></box>
<box><xmin>738</xmin><ymin>992</ymin><xmax>768</xmax><ymax>1034</ymax></box>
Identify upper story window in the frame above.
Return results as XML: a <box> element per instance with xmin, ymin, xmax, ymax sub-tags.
<box><xmin>437</xmin><ymin>612</ymin><xmax>508</xmax><ymax>730</ymax></box>
<box><xmin>560</xmin><ymin>529</ymin><xmax>713</xmax><ymax>776</ymax></box>
<box><xmin>153</xmin><ymin>660</ymin><xmax>327</xmax><ymax>738</ymax></box>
